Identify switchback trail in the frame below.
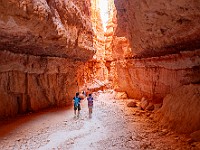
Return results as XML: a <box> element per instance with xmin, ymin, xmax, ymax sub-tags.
<box><xmin>0</xmin><ymin>91</ymin><xmax>197</xmax><ymax>150</ymax></box>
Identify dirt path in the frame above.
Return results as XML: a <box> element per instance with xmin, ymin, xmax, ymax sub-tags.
<box><xmin>0</xmin><ymin>91</ymin><xmax>198</xmax><ymax>150</ymax></box>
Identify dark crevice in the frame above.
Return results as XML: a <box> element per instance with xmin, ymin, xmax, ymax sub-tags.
<box><xmin>0</xmin><ymin>49</ymin><xmax>86</xmax><ymax>62</ymax></box>
<box><xmin>134</xmin><ymin>38</ymin><xmax>200</xmax><ymax>58</ymax></box>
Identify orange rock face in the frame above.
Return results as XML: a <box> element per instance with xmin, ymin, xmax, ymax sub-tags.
<box><xmin>1</xmin><ymin>0</ymin><xmax>200</xmax><ymax>135</ymax></box>
<box><xmin>108</xmin><ymin>0</ymin><xmax>200</xmax><ymax>103</ymax></box>
<box><xmin>105</xmin><ymin>0</ymin><xmax>132</xmax><ymax>61</ymax></box>
<box><xmin>114</xmin><ymin>50</ymin><xmax>200</xmax><ymax>102</ymax></box>
<box><xmin>115</xmin><ymin>0</ymin><xmax>200</xmax><ymax>57</ymax></box>
<box><xmin>112</xmin><ymin>0</ymin><xmax>200</xmax><ymax>132</ymax></box>
<box><xmin>0</xmin><ymin>0</ymin><xmax>95</xmax><ymax>60</ymax></box>
<box><xmin>0</xmin><ymin>0</ymin><xmax>96</xmax><ymax>118</ymax></box>
<box><xmin>0</xmin><ymin>50</ymin><xmax>84</xmax><ymax>118</ymax></box>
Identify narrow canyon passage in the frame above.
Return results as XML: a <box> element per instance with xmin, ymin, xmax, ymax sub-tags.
<box><xmin>0</xmin><ymin>0</ymin><xmax>200</xmax><ymax>149</ymax></box>
<box><xmin>0</xmin><ymin>91</ymin><xmax>194</xmax><ymax>150</ymax></box>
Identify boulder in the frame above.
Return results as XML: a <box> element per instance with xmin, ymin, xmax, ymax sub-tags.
<box><xmin>114</xmin><ymin>92</ymin><xmax>128</xmax><ymax>99</ymax></box>
<box><xmin>127</xmin><ymin>101</ymin><xmax>137</xmax><ymax>107</ymax></box>
<box><xmin>154</xmin><ymin>103</ymin><xmax>163</xmax><ymax>111</ymax></box>
<box><xmin>140</xmin><ymin>97</ymin><xmax>149</xmax><ymax>110</ymax></box>
<box><xmin>146</xmin><ymin>103</ymin><xmax>154</xmax><ymax>111</ymax></box>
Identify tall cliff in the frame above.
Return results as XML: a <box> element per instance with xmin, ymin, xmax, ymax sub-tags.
<box><xmin>0</xmin><ymin>0</ymin><xmax>95</xmax><ymax>118</ymax></box>
<box><xmin>113</xmin><ymin>0</ymin><xmax>200</xmax><ymax>132</ymax></box>
<box><xmin>115</xmin><ymin>0</ymin><xmax>200</xmax><ymax>58</ymax></box>
<box><xmin>112</xmin><ymin>0</ymin><xmax>200</xmax><ymax>101</ymax></box>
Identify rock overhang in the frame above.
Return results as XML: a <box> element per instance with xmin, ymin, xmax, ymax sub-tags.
<box><xmin>0</xmin><ymin>0</ymin><xmax>95</xmax><ymax>61</ymax></box>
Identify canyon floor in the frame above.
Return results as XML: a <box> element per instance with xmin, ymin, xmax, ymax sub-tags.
<box><xmin>0</xmin><ymin>91</ymin><xmax>199</xmax><ymax>150</ymax></box>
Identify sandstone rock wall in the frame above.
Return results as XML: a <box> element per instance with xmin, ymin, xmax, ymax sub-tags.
<box><xmin>0</xmin><ymin>0</ymin><xmax>95</xmax><ymax>119</ymax></box>
<box><xmin>105</xmin><ymin>0</ymin><xmax>132</xmax><ymax>61</ymax></box>
<box><xmin>0</xmin><ymin>0</ymin><xmax>95</xmax><ymax>60</ymax></box>
<box><xmin>113</xmin><ymin>0</ymin><xmax>200</xmax><ymax>132</ymax></box>
<box><xmin>115</xmin><ymin>50</ymin><xmax>200</xmax><ymax>102</ymax></box>
<box><xmin>115</xmin><ymin>0</ymin><xmax>200</xmax><ymax>58</ymax></box>
<box><xmin>0</xmin><ymin>50</ymin><xmax>82</xmax><ymax>118</ymax></box>
<box><xmin>111</xmin><ymin>0</ymin><xmax>200</xmax><ymax>102</ymax></box>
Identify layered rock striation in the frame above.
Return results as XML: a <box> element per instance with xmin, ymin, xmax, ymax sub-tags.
<box><xmin>115</xmin><ymin>50</ymin><xmax>200</xmax><ymax>102</ymax></box>
<box><xmin>0</xmin><ymin>50</ymin><xmax>81</xmax><ymax>117</ymax></box>
<box><xmin>0</xmin><ymin>0</ymin><xmax>95</xmax><ymax>60</ymax></box>
<box><xmin>113</xmin><ymin>0</ymin><xmax>200</xmax><ymax>132</ymax></box>
<box><xmin>0</xmin><ymin>0</ymin><xmax>96</xmax><ymax>118</ymax></box>
<box><xmin>111</xmin><ymin>0</ymin><xmax>200</xmax><ymax>101</ymax></box>
<box><xmin>115</xmin><ymin>0</ymin><xmax>200</xmax><ymax>58</ymax></box>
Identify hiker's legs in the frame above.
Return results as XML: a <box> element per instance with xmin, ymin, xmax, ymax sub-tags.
<box><xmin>74</xmin><ymin>105</ymin><xmax>77</xmax><ymax>118</ymax></box>
<box><xmin>77</xmin><ymin>104</ymin><xmax>81</xmax><ymax>117</ymax></box>
<box><xmin>89</xmin><ymin>108</ymin><xmax>92</xmax><ymax>118</ymax></box>
<box><xmin>78</xmin><ymin>110</ymin><xmax>80</xmax><ymax>117</ymax></box>
<box><xmin>89</xmin><ymin>108</ymin><xmax>91</xmax><ymax>114</ymax></box>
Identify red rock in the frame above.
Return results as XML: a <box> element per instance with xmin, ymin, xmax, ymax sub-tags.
<box><xmin>0</xmin><ymin>0</ymin><xmax>102</xmax><ymax>119</ymax></box>
<box><xmin>146</xmin><ymin>103</ymin><xmax>154</xmax><ymax>111</ymax></box>
<box><xmin>108</xmin><ymin>0</ymin><xmax>200</xmax><ymax>103</ymax></box>
<box><xmin>115</xmin><ymin>0</ymin><xmax>200</xmax><ymax>57</ymax></box>
<box><xmin>190</xmin><ymin>130</ymin><xmax>200</xmax><ymax>142</ymax></box>
<box><xmin>0</xmin><ymin>0</ymin><xmax>95</xmax><ymax>60</ymax></box>
<box><xmin>127</xmin><ymin>101</ymin><xmax>137</xmax><ymax>107</ymax></box>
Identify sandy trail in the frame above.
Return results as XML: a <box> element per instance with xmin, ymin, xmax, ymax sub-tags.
<box><xmin>0</xmin><ymin>91</ymin><xmax>197</xmax><ymax>150</ymax></box>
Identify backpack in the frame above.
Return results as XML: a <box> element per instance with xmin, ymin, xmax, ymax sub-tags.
<box><xmin>74</xmin><ymin>97</ymin><xmax>80</xmax><ymax>107</ymax></box>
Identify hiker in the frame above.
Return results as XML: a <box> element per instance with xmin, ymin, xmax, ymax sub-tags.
<box><xmin>87</xmin><ymin>93</ymin><xmax>94</xmax><ymax>118</ymax></box>
<box><xmin>82</xmin><ymin>90</ymin><xmax>86</xmax><ymax>97</ymax></box>
<box><xmin>73</xmin><ymin>92</ymin><xmax>81</xmax><ymax>118</ymax></box>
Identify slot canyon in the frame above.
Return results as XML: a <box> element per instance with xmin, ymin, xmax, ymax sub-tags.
<box><xmin>0</xmin><ymin>0</ymin><xmax>200</xmax><ymax>149</ymax></box>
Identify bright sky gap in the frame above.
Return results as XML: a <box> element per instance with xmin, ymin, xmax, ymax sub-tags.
<box><xmin>99</xmin><ymin>0</ymin><xmax>109</xmax><ymax>31</ymax></box>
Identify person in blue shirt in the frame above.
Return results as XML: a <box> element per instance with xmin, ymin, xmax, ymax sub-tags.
<box><xmin>73</xmin><ymin>92</ymin><xmax>81</xmax><ymax>118</ymax></box>
<box><xmin>87</xmin><ymin>93</ymin><xmax>94</xmax><ymax>118</ymax></box>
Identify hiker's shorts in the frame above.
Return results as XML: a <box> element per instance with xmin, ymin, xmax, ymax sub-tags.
<box><xmin>74</xmin><ymin>104</ymin><xmax>81</xmax><ymax>111</ymax></box>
